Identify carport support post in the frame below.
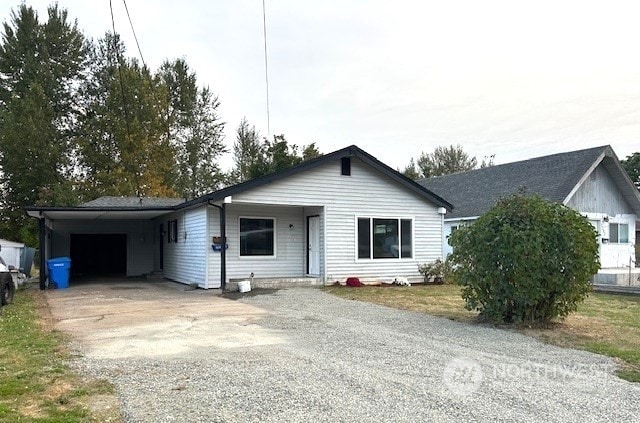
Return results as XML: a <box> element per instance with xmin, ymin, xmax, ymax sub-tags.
<box><xmin>39</xmin><ymin>217</ymin><xmax>46</xmax><ymax>290</ymax></box>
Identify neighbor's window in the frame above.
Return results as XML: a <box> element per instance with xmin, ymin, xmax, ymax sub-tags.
<box><xmin>610</xmin><ymin>223</ymin><xmax>629</xmax><ymax>243</ymax></box>
<box><xmin>357</xmin><ymin>217</ymin><xmax>412</xmax><ymax>259</ymax></box>
<box><xmin>240</xmin><ymin>217</ymin><xmax>275</xmax><ymax>256</ymax></box>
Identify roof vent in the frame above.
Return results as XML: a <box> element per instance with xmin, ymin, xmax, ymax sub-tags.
<box><xmin>341</xmin><ymin>157</ymin><xmax>351</xmax><ymax>176</ymax></box>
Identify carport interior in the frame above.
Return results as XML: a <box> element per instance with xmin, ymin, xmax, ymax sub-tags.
<box><xmin>70</xmin><ymin>233</ymin><xmax>127</xmax><ymax>276</ymax></box>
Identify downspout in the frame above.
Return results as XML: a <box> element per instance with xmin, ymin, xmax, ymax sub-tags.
<box><xmin>208</xmin><ymin>200</ymin><xmax>226</xmax><ymax>291</ymax></box>
<box><xmin>437</xmin><ymin>207</ymin><xmax>447</xmax><ymax>260</ymax></box>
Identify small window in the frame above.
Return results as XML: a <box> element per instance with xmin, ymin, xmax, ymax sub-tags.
<box><xmin>341</xmin><ymin>157</ymin><xmax>351</xmax><ymax>176</ymax></box>
<box><xmin>240</xmin><ymin>218</ymin><xmax>275</xmax><ymax>256</ymax></box>
<box><xmin>167</xmin><ymin>219</ymin><xmax>178</xmax><ymax>243</ymax></box>
<box><xmin>610</xmin><ymin>223</ymin><xmax>629</xmax><ymax>244</ymax></box>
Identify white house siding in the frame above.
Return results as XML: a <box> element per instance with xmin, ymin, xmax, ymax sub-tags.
<box><xmin>566</xmin><ymin>165</ymin><xmax>637</xmax><ymax>268</ymax></box>
<box><xmin>163</xmin><ymin>205</ymin><xmax>208</xmax><ymax>287</ymax></box>
<box><xmin>583</xmin><ymin>212</ymin><xmax>636</xmax><ymax>268</ymax></box>
<box><xmin>442</xmin><ymin>221</ymin><xmax>458</xmax><ymax>258</ymax></box>
<box><xmin>566</xmin><ymin>165</ymin><xmax>635</xmax><ymax>216</ymax></box>
<box><xmin>207</xmin><ymin>204</ymin><xmax>306</xmax><ymax>288</ymax></box>
<box><xmin>49</xmin><ymin>219</ymin><xmax>154</xmax><ymax>276</ymax></box>
<box><xmin>227</xmin><ymin>158</ymin><xmax>443</xmax><ymax>283</ymax></box>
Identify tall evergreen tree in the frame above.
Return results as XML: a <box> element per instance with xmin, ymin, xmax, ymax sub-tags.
<box><xmin>0</xmin><ymin>4</ymin><xmax>88</xmax><ymax>243</ymax></box>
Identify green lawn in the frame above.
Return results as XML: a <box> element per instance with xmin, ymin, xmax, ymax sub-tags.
<box><xmin>324</xmin><ymin>284</ymin><xmax>640</xmax><ymax>382</ymax></box>
<box><xmin>0</xmin><ymin>287</ymin><xmax>121</xmax><ymax>422</ymax></box>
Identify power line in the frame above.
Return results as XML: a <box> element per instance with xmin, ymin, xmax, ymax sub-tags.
<box><xmin>120</xmin><ymin>0</ymin><xmax>172</xmax><ymax>149</ymax></box>
<box><xmin>109</xmin><ymin>0</ymin><xmax>139</xmax><ymax>195</ymax></box>
<box><xmin>122</xmin><ymin>0</ymin><xmax>147</xmax><ymax>69</ymax></box>
<box><xmin>109</xmin><ymin>0</ymin><xmax>131</xmax><ymax>142</ymax></box>
<box><xmin>262</xmin><ymin>0</ymin><xmax>271</xmax><ymax>138</ymax></box>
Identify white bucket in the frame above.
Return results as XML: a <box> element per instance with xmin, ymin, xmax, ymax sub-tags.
<box><xmin>238</xmin><ymin>280</ymin><xmax>251</xmax><ymax>293</ymax></box>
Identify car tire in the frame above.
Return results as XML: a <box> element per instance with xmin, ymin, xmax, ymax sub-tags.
<box><xmin>1</xmin><ymin>273</ymin><xmax>13</xmax><ymax>306</ymax></box>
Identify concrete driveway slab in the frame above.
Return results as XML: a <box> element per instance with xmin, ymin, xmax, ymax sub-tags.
<box><xmin>47</xmin><ymin>281</ymin><xmax>283</xmax><ymax>359</ymax></box>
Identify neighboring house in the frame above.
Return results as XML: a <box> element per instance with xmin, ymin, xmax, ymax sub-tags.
<box><xmin>418</xmin><ymin>145</ymin><xmax>640</xmax><ymax>285</ymax></box>
<box><xmin>26</xmin><ymin>145</ymin><xmax>452</xmax><ymax>290</ymax></box>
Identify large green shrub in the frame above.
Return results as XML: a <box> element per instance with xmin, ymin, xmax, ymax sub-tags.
<box><xmin>449</xmin><ymin>194</ymin><xmax>600</xmax><ymax>323</ymax></box>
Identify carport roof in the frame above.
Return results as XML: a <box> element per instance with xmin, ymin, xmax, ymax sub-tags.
<box><xmin>25</xmin><ymin>196</ymin><xmax>181</xmax><ymax>220</ymax></box>
<box><xmin>80</xmin><ymin>196</ymin><xmax>183</xmax><ymax>208</ymax></box>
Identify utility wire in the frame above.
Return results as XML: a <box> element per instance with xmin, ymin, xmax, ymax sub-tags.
<box><xmin>121</xmin><ymin>0</ymin><xmax>173</xmax><ymax>167</ymax></box>
<box><xmin>109</xmin><ymin>0</ymin><xmax>139</xmax><ymax>195</ymax></box>
<box><xmin>122</xmin><ymin>0</ymin><xmax>147</xmax><ymax>69</ymax></box>
<box><xmin>262</xmin><ymin>0</ymin><xmax>271</xmax><ymax>138</ymax></box>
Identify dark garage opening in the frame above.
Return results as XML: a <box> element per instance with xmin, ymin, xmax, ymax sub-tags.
<box><xmin>70</xmin><ymin>234</ymin><xmax>127</xmax><ymax>277</ymax></box>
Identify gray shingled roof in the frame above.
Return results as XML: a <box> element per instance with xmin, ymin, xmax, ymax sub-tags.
<box><xmin>80</xmin><ymin>196</ymin><xmax>183</xmax><ymax>208</ymax></box>
<box><xmin>418</xmin><ymin>146</ymin><xmax>611</xmax><ymax>219</ymax></box>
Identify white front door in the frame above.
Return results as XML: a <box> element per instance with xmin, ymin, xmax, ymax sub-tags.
<box><xmin>308</xmin><ymin>216</ymin><xmax>320</xmax><ymax>275</ymax></box>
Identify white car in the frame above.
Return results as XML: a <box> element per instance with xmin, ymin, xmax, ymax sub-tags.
<box><xmin>0</xmin><ymin>245</ymin><xmax>16</xmax><ymax>309</ymax></box>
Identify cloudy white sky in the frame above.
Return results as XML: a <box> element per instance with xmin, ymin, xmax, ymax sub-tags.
<box><xmin>2</xmin><ymin>0</ymin><xmax>640</xmax><ymax>170</ymax></box>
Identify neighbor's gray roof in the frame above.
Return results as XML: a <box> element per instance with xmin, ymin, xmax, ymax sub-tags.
<box><xmin>80</xmin><ymin>196</ymin><xmax>184</xmax><ymax>208</ymax></box>
<box><xmin>418</xmin><ymin>145</ymin><xmax>615</xmax><ymax>219</ymax></box>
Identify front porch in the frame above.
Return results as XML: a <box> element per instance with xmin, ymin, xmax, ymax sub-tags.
<box><xmin>227</xmin><ymin>276</ymin><xmax>324</xmax><ymax>291</ymax></box>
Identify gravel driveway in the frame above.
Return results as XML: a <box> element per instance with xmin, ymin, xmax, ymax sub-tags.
<box><xmin>49</xmin><ymin>283</ymin><xmax>640</xmax><ymax>422</ymax></box>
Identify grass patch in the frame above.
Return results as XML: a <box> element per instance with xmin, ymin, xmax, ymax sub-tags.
<box><xmin>324</xmin><ymin>284</ymin><xmax>640</xmax><ymax>382</ymax></box>
<box><xmin>0</xmin><ymin>285</ymin><xmax>122</xmax><ymax>422</ymax></box>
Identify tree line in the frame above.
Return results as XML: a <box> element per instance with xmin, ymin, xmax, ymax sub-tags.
<box><xmin>0</xmin><ymin>4</ymin><xmax>317</xmax><ymax>244</ymax></box>
<box><xmin>2</xmin><ymin>4</ymin><xmax>639</xmax><ymax>246</ymax></box>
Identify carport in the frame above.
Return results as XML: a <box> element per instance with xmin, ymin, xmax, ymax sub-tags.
<box><xmin>25</xmin><ymin>197</ymin><xmax>183</xmax><ymax>289</ymax></box>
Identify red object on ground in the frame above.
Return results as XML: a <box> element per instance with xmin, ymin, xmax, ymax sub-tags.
<box><xmin>346</xmin><ymin>277</ymin><xmax>362</xmax><ymax>287</ymax></box>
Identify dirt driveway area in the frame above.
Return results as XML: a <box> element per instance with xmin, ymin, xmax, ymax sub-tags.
<box><xmin>47</xmin><ymin>282</ymin><xmax>640</xmax><ymax>422</ymax></box>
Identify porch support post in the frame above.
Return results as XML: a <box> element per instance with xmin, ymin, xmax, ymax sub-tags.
<box><xmin>208</xmin><ymin>200</ymin><xmax>227</xmax><ymax>291</ymax></box>
<box><xmin>39</xmin><ymin>217</ymin><xmax>46</xmax><ymax>290</ymax></box>
<box><xmin>220</xmin><ymin>203</ymin><xmax>226</xmax><ymax>291</ymax></box>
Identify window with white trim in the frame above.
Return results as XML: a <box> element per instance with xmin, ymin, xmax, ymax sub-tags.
<box><xmin>610</xmin><ymin>223</ymin><xmax>629</xmax><ymax>244</ymax></box>
<box><xmin>357</xmin><ymin>217</ymin><xmax>412</xmax><ymax>259</ymax></box>
<box><xmin>240</xmin><ymin>217</ymin><xmax>275</xmax><ymax>256</ymax></box>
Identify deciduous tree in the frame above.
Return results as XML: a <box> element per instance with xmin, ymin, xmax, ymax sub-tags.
<box><xmin>417</xmin><ymin>144</ymin><xmax>477</xmax><ymax>178</ymax></box>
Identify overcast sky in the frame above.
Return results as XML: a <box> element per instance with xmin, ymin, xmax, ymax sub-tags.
<box><xmin>2</xmin><ymin>0</ymin><xmax>640</xmax><ymax>170</ymax></box>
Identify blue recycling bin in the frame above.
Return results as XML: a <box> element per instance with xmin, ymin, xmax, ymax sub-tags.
<box><xmin>47</xmin><ymin>257</ymin><xmax>71</xmax><ymax>289</ymax></box>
